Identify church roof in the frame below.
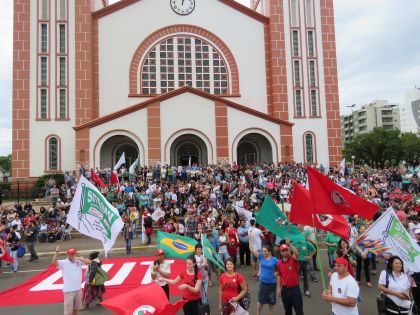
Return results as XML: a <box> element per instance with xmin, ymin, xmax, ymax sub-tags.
<box><xmin>73</xmin><ymin>86</ymin><xmax>293</xmax><ymax>130</ymax></box>
<box><xmin>93</xmin><ymin>0</ymin><xmax>268</xmax><ymax>23</ymax></box>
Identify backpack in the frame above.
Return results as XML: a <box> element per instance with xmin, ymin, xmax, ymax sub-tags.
<box><xmin>17</xmin><ymin>244</ymin><xmax>26</xmax><ymax>258</ymax></box>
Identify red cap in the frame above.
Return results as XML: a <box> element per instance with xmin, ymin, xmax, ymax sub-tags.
<box><xmin>335</xmin><ymin>257</ymin><xmax>349</xmax><ymax>267</ymax></box>
<box><xmin>156</xmin><ymin>249</ymin><xmax>165</xmax><ymax>255</ymax></box>
<box><xmin>67</xmin><ymin>248</ymin><xmax>77</xmax><ymax>255</ymax></box>
<box><xmin>279</xmin><ymin>244</ymin><xmax>289</xmax><ymax>251</ymax></box>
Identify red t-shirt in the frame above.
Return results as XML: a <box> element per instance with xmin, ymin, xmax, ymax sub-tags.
<box><xmin>179</xmin><ymin>270</ymin><xmax>202</xmax><ymax>301</ymax></box>
<box><xmin>219</xmin><ymin>272</ymin><xmax>245</xmax><ymax>303</ymax></box>
<box><xmin>277</xmin><ymin>256</ymin><xmax>299</xmax><ymax>287</ymax></box>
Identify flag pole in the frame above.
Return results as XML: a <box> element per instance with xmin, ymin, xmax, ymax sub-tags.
<box><xmin>311</xmin><ymin>213</ymin><xmax>326</xmax><ymax>291</ymax></box>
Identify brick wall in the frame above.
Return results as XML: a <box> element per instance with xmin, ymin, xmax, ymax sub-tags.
<box><xmin>320</xmin><ymin>0</ymin><xmax>342</xmax><ymax>166</ymax></box>
<box><xmin>215</xmin><ymin>101</ymin><xmax>229</xmax><ymax>162</ymax></box>
<box><xmin>75</xmin><ymin>0</ymin><xmax>94</xmax><ymax>167</ymax></box>
<box><xmin>147</xmin><ymin>101</ymin><xmax>161</xmax><ymax>164</ymax></box>
<box><xmin>12</xmin><ymin>0</ymin><xmax>31</xmax><ymax>178</ymax></box>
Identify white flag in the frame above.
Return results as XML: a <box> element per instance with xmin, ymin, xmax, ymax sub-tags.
<box><xmin>355</xmin><ymin>207</ymin><xmax>420</xmax><ymax>272</ymax></box>
<box><xmin>67</xmin><ymin>176</ymin><xmax>124</xmax><ymax>256</ymax></box>
<box><xmin>129</xmin><ymin>157</ymin><xmax>139</xmax><ymax>174</ymax></box>
<box><xmin>141</xmin><ymin>215</ymin><xmax>147</xmax><ymax>245</ymax></box>
<box><xmin>234</xmin><ymin>205</ymin><xmax>253</xmax><ymax>226</ymax></box>
<box><xmin>151</xmin><ymin>207</ymin><xmax>165</xmax><ymax>222</ymax></box>
<box><xmin>339</xmin><ymin>158</ymin><xmax>345</xmax><ymax>175</ymax></box>
<box><xmin>113</xmin><ymin>152</ymin><xmax>126</xmax><ymax>170</ymax></box>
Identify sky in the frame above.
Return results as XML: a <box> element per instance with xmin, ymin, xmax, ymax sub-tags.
<box><xmin>0</xmin><ymin>0</ymin><xmax>419</xmax><ymax>156</ymax></box>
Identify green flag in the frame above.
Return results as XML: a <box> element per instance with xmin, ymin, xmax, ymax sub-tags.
<box><xmin>201</xmin><ymin>234</ymin><xmax>225</xmax><ymax>271</ymax></box>
<box><xmin>256</xmin><ymin>196</ymin><xmax>305</xmax><ymax>243</ymax></box>
<box><xmin>157</xmin><ymin>230</ymin><xmax>197</xmax><ymax>260</ymax></box>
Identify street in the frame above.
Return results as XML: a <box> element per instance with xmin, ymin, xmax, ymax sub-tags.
<box><xmin>0</xmin><ymin>234</ymin><xmax>381</xmax><ymax>314</ymax></box>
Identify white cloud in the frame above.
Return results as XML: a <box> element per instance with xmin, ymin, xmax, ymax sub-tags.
<box><xmin>0</xmin><ymin>0</ymin><xmax>13</xmax><ymax>82</ymax></box>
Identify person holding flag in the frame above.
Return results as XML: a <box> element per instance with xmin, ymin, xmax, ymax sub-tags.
<box><xmin>162</xmin><ymin>255</ymin><xmax>203</xmax><ymax>315</ymax></box>
<box><xmin>276</xmin><ymin>239</ymin><xmax>304</xmax><ymax>315</ymax></box>
<box><xmin>149</xmin><ymin>248</ymin><xmax>171</xmax><ymax>299</ymax></box>
<box><xmin>194</xmin><ymin>243</ymin><xmax>209</xmax><ymax>304</ymax></box>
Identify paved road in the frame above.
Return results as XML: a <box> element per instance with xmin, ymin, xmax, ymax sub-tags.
<box><xmin>0</xmin><ymin>235</ymin><xmax>381</xmax><ymax>314</ymax></box>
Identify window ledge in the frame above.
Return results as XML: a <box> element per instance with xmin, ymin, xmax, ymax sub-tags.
<box><xmin>36</xmin><ymin>118</ymin><xmax>51</xmax><ymax>121</ymax></box>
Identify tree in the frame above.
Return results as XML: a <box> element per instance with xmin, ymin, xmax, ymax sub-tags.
<box><xmin>401</xmin><ymin>132</ymin><xmax>420</xmax><ymax>165</ymax></box>
<box><xmin>343</xmin><ymin>128</ymin><xmax>403</xmax><ymax>167</ymax></box>
<box><xmin>0</xmin><ymin>154</ymin><xmax>11</xmax><ymax>173</ymax></box>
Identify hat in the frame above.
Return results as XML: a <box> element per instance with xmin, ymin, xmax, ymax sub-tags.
<box><xmin>279</xmin><ymin>244</ymin><xmax>289</xmax><ymax>251</ymax></box>
<box><xmin>335</xmin><ymin>257</ymin><xmax>349</xmax><ymax>267</ymax></box>
<box><xmin>415</xmin><ymin>228</ymin><xmax>420</xmax><ymax>235</ymax></box>
<box><xmin>67</xmin><ymin>248</ymin><xmax>77</xmax><ymax>255</ymax></box>
<box><xmin>156</xmin><ymin>249</ymin><xmax>165</xmax><ymax>255</ymax></box>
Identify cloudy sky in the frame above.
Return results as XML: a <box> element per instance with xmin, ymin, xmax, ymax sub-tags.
<box><xmin>0</xmin><ymin>0</ymin><xmax>419</xmax><ymax>155</ymax></box>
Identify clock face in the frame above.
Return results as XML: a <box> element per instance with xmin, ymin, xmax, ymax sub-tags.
<box><xmin>170</xmin><ymin>0</ymin><xmax>195</xmax><ymax>15</ymax></box>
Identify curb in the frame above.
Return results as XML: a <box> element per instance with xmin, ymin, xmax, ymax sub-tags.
<box><xmin>24</xmin><ymin>245</ymin><xmax>158</xmax><ymax>258</ymax></box>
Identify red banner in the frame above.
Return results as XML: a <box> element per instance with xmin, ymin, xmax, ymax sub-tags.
<box><xmin>0</xmin><ymin>256</ymin><xmax>186</xmax><ymax>307</ymax></box>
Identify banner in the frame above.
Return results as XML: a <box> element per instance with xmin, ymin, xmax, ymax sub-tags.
<box><xmin>101</xmin><ymin>282</ymin><xmax>186</xmax><ymax>315</ymax></box>
<box><xmin>157</xmin><ymin>230</ymin><xmax>197</xmax><ymax>260</ymax></box>
<box><xmin>0</xmin><ymin>256</ymin><xmax>186</xmax><ymax>307</ymax></box>
<box><xmin>114</xmin><ymin>152</ymin><xmax>126</xmax><ymax>171</ymax></box>
<box><xmin>201</xmin><ymin>234</ymin><xmax>225</xmax><ymax>271</ymax></box>
<box><xmin>355</xmin><ymin>207</ymin><xmax>420</xmax><ymax>272</ymax></box>
<box><xmin>67</xmin><ymin>176</ymin><xmax>124</xmax><ymax>256</ymax></box>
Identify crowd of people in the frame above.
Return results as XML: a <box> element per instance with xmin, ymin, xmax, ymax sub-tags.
<box><xmin>1</xmin><ymin>161</ymin><xmax>420</xmax><ymax>315</ymax></box>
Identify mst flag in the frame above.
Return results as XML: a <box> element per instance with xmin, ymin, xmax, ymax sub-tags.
<box><xmin>201</xmin><ymin>234</ymin><xmax>225</xmax><ymax>271</ymax></box>
<box><xmin>355</xmin><ymin>207</ymin><xmax>420</xmax><ymax>272</ymax></box>
<box><xmin>157</xmin><ymin>230</ymin><xmax>197</xmax><ymax>260</ymax></box>
<box><xmin>91</xmin><ymin>170</ymin><xmax>106</xmax><ymax>188</ymax></box>
<box><xmin>101</xmin><ymin>282</ymin><xmax>186</xmax><ymax>315</ymax></box>
<box><xmin>307</xmin><ymin>166</ymin><xmax>379</xmax><ymax>220</ymax></box>
<box><xmin>256</xmin><ymin>196</ymin><xmax>305</xmax><ymax>243</ymax></box>
<box><xmin>67</xmin><ymin>176</ymin><xmax>124</xmax><ymax>256</ymax></box>
<box><xmin>290</xmin><ymin>183</ymin><xmax>350</xmax><ymax>240</ymax></box>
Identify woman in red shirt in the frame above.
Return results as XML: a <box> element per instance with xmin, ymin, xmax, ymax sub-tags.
<box><xmin>162</xmin><ymin>255</ymin><xmax>203</xmax><ymax>315</ymax></box>
<box><xmin>219</xmin><ymin>258</ymin><xmax>248</xmax><ymax>315</ymax></box>
<box><xmin>225</xmin><ymin>221</ymin><xmax>239</xmax><ymax>266</ymax></box>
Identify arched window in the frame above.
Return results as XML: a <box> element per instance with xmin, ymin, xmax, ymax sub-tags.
<box><xmin>140</xmin><ymin>35</ymin><xmax>229</xmax><ymax>95</ymax></box>
<box><xmin>47</xmin><ymin>136</ymin><xmax>60</xmax><ymax>171</ymax></box>
<box><xmin>304</xmin><ymin>132</ymin><xmax>316</xmax><ymax>164</ymax></box>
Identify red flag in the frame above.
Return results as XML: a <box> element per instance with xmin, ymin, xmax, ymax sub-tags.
<box><xmin>307</xmin><ymin>167</ymin><xmax>379</xmax><ymax>220</ymax></box>
<box><xmin>101</xmin><ymin>282</ymin><xmax>186</xmax><ymax>315</ymax></box>
<box><xmin>110</xmin><ymin>170</ymin><xmax>120</xmax><ymax>193</ymax></box>
<box><xmin>91</xmin><ymin>169</ymin><xmax>106</xmax><ymax>188</ymax></box>
<box><xmin>0</xmin><ymin>240</ymin><xmax>13</xmax><ymax>263</ymax></box>
<box><xmin>290</xmin><ymin>183</ymin><xmax>350</xmax><ymax>240</ymax></box>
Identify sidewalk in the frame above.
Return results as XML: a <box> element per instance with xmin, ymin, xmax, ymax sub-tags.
<box><xmin>24</xmin><ymin>232</ymin><xmax>157</xmax><ymax>257</ymax></box>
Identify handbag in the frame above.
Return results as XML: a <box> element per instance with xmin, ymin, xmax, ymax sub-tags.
<box><xmin>377</xmin><ymin>271</ymin><xmax>389</xmax><ymax>315</ymax></box>
<box><xmin>236</xmin><ymin>273</ymin><xmax>251</xmax><ymax>310</ymax></box>
<box><xmin>17</xmin><ymin>244</ymin><xmax>26</xmax><ymax>257</ymax></box>
<box><xmin>93</xmin><ymin>266</ymin><xmax>109</xmax><ymax>285</ymax></box>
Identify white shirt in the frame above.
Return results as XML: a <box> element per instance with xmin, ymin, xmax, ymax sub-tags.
<box><xmin>379</xmin><ymin>270</ymin><xmax>411</xmax><ymax>309</ymax></box>
<box><xmin>11</xmin><ymin>219</ymin><xmax>22</xmax><ymax>231</ymax></box>
<box><xmin>408</xmin><ymin>222</ymin><xmax>420</xmax><ymax>237</ymax></box>
<box><xmin>148</xmin><ymin>260</ymin><xmax>171</xmax><ymax>287</ymax></box>
<box><xmin>330</xmin><ymin>272</ymin><xmax>359</xmax><ymax>315</ymax></box>
<box><xmin>249</xmin><ymin>227</ymin><xmax>262</xmax><ymax>251</ymax></box>
<box><xmin>58</xmin><ymin>258</ymin><xmax>85</xmax><ymax>292</ymax></box>
<box><xmin>218</xmin><ymin>234</ymin><xmax>228</xmax><ymax>253</ymax></box>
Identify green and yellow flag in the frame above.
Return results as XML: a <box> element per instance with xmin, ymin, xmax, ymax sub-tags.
<box><xmin>201</xmin><ymin>234</ymin><xmax>225</xmax><ymax>271</ymax></box>
<box><xmin>157</xmin><ymin>230</ymin><xmax>197</xmax><ymax>260</ymax></box>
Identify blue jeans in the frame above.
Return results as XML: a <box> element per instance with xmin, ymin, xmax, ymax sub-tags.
<box><xmin>125</xmin><ymin>239</ymin><xmax>132</xmax><ymax>254</ymax></box>
<box><xmin>10</xmin><ymin>250</ymin><xmax>18</xmax><ymax>272</ymax></box>
<box><xmin>218</xmin><ymin>252</ymin><xmax>229</xmax><ymax>264</ymax></box>
<box><xmin>201</xmin><ymin>278</ymin><xmax>208</xmax><ymax>304</ymax></box>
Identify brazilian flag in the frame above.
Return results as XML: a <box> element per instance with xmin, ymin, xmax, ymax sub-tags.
<box><xmin>201</xmin><ymin>234</ymin><xmax>225</xmax><ymax>271</ymax></box>
<box><xmin>157</xmin><ymin>230</ymin><xmax>197</xmax><ymax>260</ymax></box>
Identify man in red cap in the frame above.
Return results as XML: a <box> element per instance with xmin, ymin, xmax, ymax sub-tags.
<box><xmin>149</xmin><ymin>248</ymin><xmax>171</xmax><ymax>299</ymax></box>
<box><xmin>322</xmin><ymin>257</ymin><xmax>359</xmax><ymax>315</ymax></box>
<box><xmin>276</xmin><ymin>239</ymin><xmax>304</xmax><ymax>315</ymax></box>
<box><xmin>52</xmin><ymin>245</ymin><xmax>91</xmax><ymax>315</ymax></box>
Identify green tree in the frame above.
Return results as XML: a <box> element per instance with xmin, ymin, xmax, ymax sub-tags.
<box><xmin>343</xmin><ymin>128</ymin><xmax>403</xmax><ymax>167</ymax></box>
<box><xmin>0</xmin><ymin>154</ymin><xmax>12</xmax><ymax>173</ymax></box>
<box><xmin>401</xmin><ymin>132</ymin><xmax>420</xmax><ymax>165</ymax></box>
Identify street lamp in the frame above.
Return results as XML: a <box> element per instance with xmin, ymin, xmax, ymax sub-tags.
<box><xmin>351</xmin><ymin>155</ymin><xmax>355</xmax><ymax>170</ymax></box>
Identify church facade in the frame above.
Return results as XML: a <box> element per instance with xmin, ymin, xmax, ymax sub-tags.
<box><xmin>12</xmin><ymin>0</ymin><xmax>341</xmax><ymax>178</ymax></box>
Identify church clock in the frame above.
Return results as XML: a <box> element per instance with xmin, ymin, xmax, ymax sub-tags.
<box><xmin>170</xmin><ymin>0</ymin><xmax>195</xmax><ymax>15</ymax></box>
